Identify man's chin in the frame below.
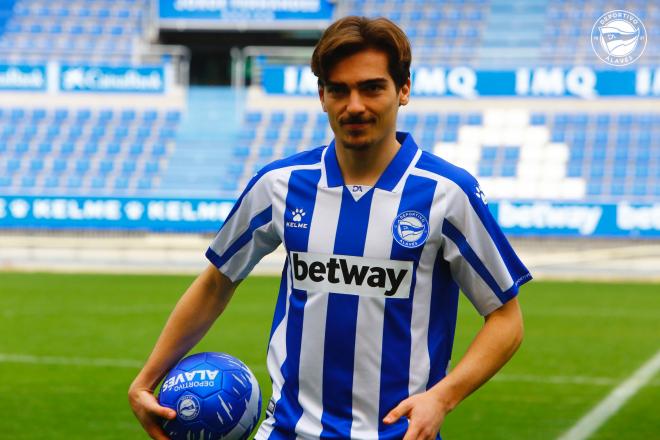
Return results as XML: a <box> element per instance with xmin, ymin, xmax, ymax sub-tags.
<box><xmin>340</xmin><ymin>133</ymin><xmax>373</xmax><ymax>151</ymax></box>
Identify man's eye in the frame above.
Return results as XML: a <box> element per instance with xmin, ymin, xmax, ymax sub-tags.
<box><xmin>364</xmin><ymin>84</ymin><xmax>383</xmax><ymax>92</ymax></box>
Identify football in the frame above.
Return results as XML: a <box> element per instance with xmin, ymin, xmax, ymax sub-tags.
<box><xmin>158</xmin><ymin>352</ymin><xmax>262</xmax><ymax>440</ymax></box>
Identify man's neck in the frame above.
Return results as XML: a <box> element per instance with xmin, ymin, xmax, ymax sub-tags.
<box><xmin>334</xmin><ymin>134</ymin><xmax>401</xmax><ymax>186</ymax></box>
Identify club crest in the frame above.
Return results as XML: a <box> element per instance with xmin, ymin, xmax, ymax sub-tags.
<box><xmin>392</xmin><ymin>210</ymin><xmax>430</xmax><ymax>248</ymax></box>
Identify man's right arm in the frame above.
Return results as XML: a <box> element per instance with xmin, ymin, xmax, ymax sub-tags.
<box><xmin>128</xmin><ymin>264</ymin><xmax>239</xmax><ymax>440</ymax></box>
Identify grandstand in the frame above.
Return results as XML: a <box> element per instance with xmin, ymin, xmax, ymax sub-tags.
<box><xmin>0</xmin><ymin>0</ymin><xmax>658</xmax><ymax>236</ymax></box>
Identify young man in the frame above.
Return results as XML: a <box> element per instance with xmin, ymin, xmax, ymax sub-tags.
<box><xmin>129</xmin><ymin>16</ymin><xmax>531</xmax><ymax>440</ymax></box>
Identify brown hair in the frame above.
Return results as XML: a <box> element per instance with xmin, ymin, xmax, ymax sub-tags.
<box><xmin>311</xmin><ymin>16</ymin><xmax>412</xmax><ymax>89</ymax></box>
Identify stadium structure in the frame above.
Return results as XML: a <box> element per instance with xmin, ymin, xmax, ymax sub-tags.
<box><xmin>1</xmin><ymin>3</ymin><xmax>659</xmax><ymax>440</ymax></box>
<box><xmin>0</xmin><ymin>0</ymin><xmax>658</xmax><ymax>278</ymax></box>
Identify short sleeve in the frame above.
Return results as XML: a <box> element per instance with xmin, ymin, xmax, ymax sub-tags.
<box><xmin>440</xmin><ymin>176</ymin><xmax>532</xmax><ymax>316</ymax></box>
<box><xmin>206</xmin><ymin>172</ymin><xmax>281</xmax><ymax>282</ymax></box>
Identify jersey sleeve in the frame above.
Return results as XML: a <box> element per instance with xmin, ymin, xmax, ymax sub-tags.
<box><xmin>439</xmin><ymin>175</ymin><xmax>532</xmax><ymax>316</ymax></box>
<box><xmin>206</xmin><ymin>172</ymin><xmax>281</xmax><ymax>282</ymax></box>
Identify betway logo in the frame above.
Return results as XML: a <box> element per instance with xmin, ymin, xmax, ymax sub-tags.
<box><xmin>161</xmin><ymin>369</ymin><xmax>219</xmax><ymax>392</ymax></box>
<box><xmin>291</xmin><ymin>252</ymin><xmax>413</xmax><ymax>298</ymax></box>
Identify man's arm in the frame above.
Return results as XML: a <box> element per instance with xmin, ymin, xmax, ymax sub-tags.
<box><xmin>128</xmin><ymin>264</ymin><xmax>239</xmax><ymax>440</ymax></box>
<box><xmin>383</xmin><ymin>297</ymin><xmax>524</xmax><ymax>440</ymax></box>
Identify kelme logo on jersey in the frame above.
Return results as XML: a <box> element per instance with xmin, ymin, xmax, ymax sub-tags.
<box><xmin>291</xmin><ymin>251</ymin><xmax>413</xmax><ymax>298</ymax></box>
<box><xmin>392</xmin><ymin>211</ymin><xmax>430</xmax><ymax>248</ymax></box>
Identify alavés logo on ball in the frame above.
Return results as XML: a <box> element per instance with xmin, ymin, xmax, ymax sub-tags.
<box><xmin>591</xmin><ymin>10</ymin><xmax>647</xmax><ymax>66</ymax></box>
<box><xmin>176</xmin><ymin>394</ymin><xmax>201</xmax><ymax>421</ymax></box>
<box><xmin>392</xmin><ymin>210</ymin><xmax>430</xmax><ymax>248</ymax></box>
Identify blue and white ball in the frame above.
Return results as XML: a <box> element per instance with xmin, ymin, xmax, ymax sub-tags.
<box><xmin>158</xmin><ymin>352</ymin><xmax>261</xmax><ymax>440</ymax></box>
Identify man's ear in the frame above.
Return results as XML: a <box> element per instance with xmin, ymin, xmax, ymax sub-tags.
<box><xmin>318</xmin><ymin>85</ymin><xmax>327</xmax><ymax>112</ymax></box>
<box><xmin>399</xmin><ymin>77</ymin><xmax>411</xmax><ymax>106</ymax></box>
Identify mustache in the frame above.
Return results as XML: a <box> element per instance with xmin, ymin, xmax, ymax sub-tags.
<box><xmin>340</xmin><ymin>116</ymin><xmax>374</xmax><ymax>125</ymax></box>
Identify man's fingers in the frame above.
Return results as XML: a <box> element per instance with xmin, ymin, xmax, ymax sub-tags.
<box><xmin>383</xmin><ymin>399</ymin><xmax>411</xmax><ymax>424</ymax></box>
<box><xmin>146</xmin><ymin>423</ymin><xmax>172</xmax><ymax>440</ymax></box>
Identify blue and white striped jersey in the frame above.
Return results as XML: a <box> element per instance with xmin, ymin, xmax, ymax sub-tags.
<box><xmin>206</xmin><ymin>132</ymin><xmax>531</xmax><ymax>440</ymax></box>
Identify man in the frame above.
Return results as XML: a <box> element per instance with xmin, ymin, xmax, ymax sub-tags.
<box><xmin>129</xmin><ymin>16</ymin><xmax>531</xmax><ymax>440</ymax></box>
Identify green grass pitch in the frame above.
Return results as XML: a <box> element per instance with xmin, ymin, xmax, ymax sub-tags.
<box><xmin>0</xmin><ymin>272</ymin><xmax>658</xmax><ymax>439</ymax></box>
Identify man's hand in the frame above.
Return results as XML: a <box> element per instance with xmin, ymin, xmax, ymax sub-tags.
<box><xmin>383</xmin><ymin>390</ymin><xmax>448</xmax><ymax>440</ymax></box>
<box><xmin>128</xmin><ymin>384</ymin><xmax>176</xmax><ymax>440</ymax></box>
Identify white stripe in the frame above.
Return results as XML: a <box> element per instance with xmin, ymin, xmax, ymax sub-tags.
<box><xmin>407</xmin><ymin>181</ymin><xmax>445</xmax><ymax>396</ymax></box>
<box><xmin>294</xmin><ymin>186</ymin><xmax>342</xmax><ymax>438</ymax></box>
<box><xmin>557</xmin><ymin>348</ymin><xmax>660</xmax><ymax>440</ymax></box>
<box><xmin>350</xmin><ymin>188</ymin><xmax>402</xmax><ymax>438</ymax></box>
<box><xmin>255</xmin><ymin>265</ymin><xmax>292</xmax><ymax>439</ymax></box>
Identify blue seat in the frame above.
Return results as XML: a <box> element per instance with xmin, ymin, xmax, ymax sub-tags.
<box><xmin>165</xmin><ymin>110</ymin><xmax>181</xmax><ymax>123</ymax></box>
<box><xmin>137</xmin><ymin>178</ymin><xmax>152</xmax><ymax>190</ymax></box>
<box><xmin>30</xmin><ymin>159</ymin><xmax>44</xmax><ymax>172</ymax></box>
<box><xmin>293</xmin><ymin>112</ymin><xmax>308</xmax><ymax>124</ymax></box>
<box><xmin>52</xmin><ymin>159</ymin><xmax>67</xmax><ymax>173</ymax></box>
<box><xmin>245</xmin><ymin>112</ymin><xmax>262</xmax><ymax>125</ymax></box>
<box><xmin>567</xmin><ymin>163</ymin><xmax>582</xmax><ymax>177</ymax></box>
<box><xmin>76</xmin><ymin>109</ymin><xmax>91</xmax><ymax>122</ymax></box>
<box><xmin>478</xmin><ymin>163</ymin><xmax>494</xmax><ymax>177</ymax></box>
<box><xmin>44</xmin><ymin>175</ymin><xmax>60</xmax><ymax>188</ymax></box>
<box><xmin>21</xmin><ymin>176</ymin><xmax>36</xmax><ymax>188</ymax></box>
<box><xmin>114</xmin><ymin>177</ymin><xmax>129</xmax><ymax>190</ymax></box>
<box><xmin>144</xmin><ymin>161</ymin><xmax>159</xmax><ymax>174</ymax></box>
<box><xmin>287</xmin><ymin>129</ymin><xmax>303</xmax><ymax>141</ymax></box>
<box><xmin>121</xmin><ymin>110</ymin><xmax>136</xmax><ymax>122</ymax></box>
<box><xmin>501</xmin><ymin>163</ymin><xmax>516</xmax><ymax>177</ymax></box>
<box><xmin>75</xmin><ymin>159</ymin><xmax>90</xmax><ymax>174</ymax></box>
<box><xmin>99</xmin><ymin>160</ymin><xmax>114</xmax><ymax>175</ymax></box>
<box><xmin>466</xmin><ymin>113</ymin><xmax>482</xmax><ymax>125</ymax></box>
<box><xmin>122</xmin><ymin>162</ymin><xmax>136</xmax><ymax>175</ymax></box>
<box><xmin>91</xmin><ymin>177</ymin><xmax>106</xmax><ymax>189</ymax></box>
<box><xmin>259</xmin><ymin>145</ymin><xmax>274</xmax><ymax>158</ymax></box>
<box><xmin>264</xmin><ymin>129</ymin><xmax>280</xmax><ymax>142</ymax></box>
<box><xmin>282</xmin><ymin>145</ymin><xmax>299</xmax><ymax>157</ymax></box>
<box><xmin>269</xmin><ymin>112</ymin><xmax>285</xmax><ymax>126</ymax></box>
<box><xmin>106</xmin><ymin>143</ymin><xmax>121</xmax><ymax>155</ymax></box>
<box><xmin>7</xmin><ymin>159</ymin><xmax>21</xmax><ymax>174</ymax></box>
<box><xmin>66</xmin><ymin>176</ymin><xmax>82</xmax><ymax>188</ymax></box>
<box><xmin>613</xmin><ymin>164</ymin><xmax>627</xmax><ymax>178</ymax></box>
<box><xmin>481</xmin><ymin>147</ymin><xmax>498</xmax><ymax>160</ymax></box>
<box><xmin>84</xmin><ymin>143</ymin><xmax>99</xmax><ymax>155</ymax></box>
<box><xmin>151</xmin><ymin>143</ymin><xmax>166</xmax><ymax>157</ymax></box>
<box><xmin>129</xmin><ymin>144</ymin><xmax>144</xmax><ymax>156</ymax></box>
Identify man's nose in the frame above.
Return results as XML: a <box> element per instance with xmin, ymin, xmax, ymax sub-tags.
<box><xmin>346</xmin><ymin>90</ymin><xmax>366</xmax><ymax>114</ymax></box>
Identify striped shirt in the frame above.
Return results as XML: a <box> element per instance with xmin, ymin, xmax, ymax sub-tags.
<box><xmin>206</xmin><ymin>132</ymin><xmax>532</xmax><ymax>440</ymax></box>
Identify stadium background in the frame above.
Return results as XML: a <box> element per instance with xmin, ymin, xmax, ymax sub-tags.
<box><xmin>0</xmin><ymin>0</ymin><xmax>658</xmax><ymax>439</ymax></box>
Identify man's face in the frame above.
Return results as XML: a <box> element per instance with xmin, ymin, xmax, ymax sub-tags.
<box><xmin>319</xmin><ymin>48</ymin><xmax>410</xmax><ymax>151</ymax></box>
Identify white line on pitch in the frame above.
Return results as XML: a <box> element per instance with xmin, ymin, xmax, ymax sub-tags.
<box><xmin>0</xmin><ymin>353</ymin><xmax>143</xmax><ymax>368</ymax></box>
<box><xmin>557</xmin><ymin>348</ymin><xmax>660</xmax><ymax>440</ymax></box>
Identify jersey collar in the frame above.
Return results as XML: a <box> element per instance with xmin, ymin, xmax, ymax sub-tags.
<box><xmin>323</xmin><ymin>131</ymin><xmax>419</xmax><ymax>192</ymax></box>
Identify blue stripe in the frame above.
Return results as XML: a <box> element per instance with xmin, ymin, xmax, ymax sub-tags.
<box><xmin>441</xmin><ymin>219</ymin><xmax>518</xmax><ymax>304</ymax></box>
<box><xmin>323</xmin><ymin>141</ymin><xmax>343</xmax><ymax>187</ymax></box>
<box><xmin>374</xmin><ymin>132</ymin><xmax>418</xmax><ymax>191</ymax></box>
<box><xmin>205</xmin><ymin>205</ymin><xmax>272</xmax><ymax>269</ymax></box>
<box><xmin>427</xmin><ymin>250</ymin><xmax>459</xmax><ymax>389</ymax></box>
<box><xmin>271</xmin><ymin>169</ymin><xmax>321</xmax><ymax>436</ymax></box>
<box><xmin>320</xmin><ymin>186</ymin><xmax>374</xmax><ymax>439</ymax></box>
<box><xmin>378</xmin><ymin>174</ymin><xmax>436</xmax><ymax>439</ymax></box>
<box><xmin>415</xmin><ymin>151</ymin><xmax>531</xmax><ymax>285</ymax></box>
<box><xmin>268</xmin><ymin>259</ymin><xmax>289</xmax><ymax>344</ymax></box>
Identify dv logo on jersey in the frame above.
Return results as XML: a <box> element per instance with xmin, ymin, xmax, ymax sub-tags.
<box><xmin>291</xmin><ymin>251</ymin><xmax>413</xmax><ymax>298</ymax></box>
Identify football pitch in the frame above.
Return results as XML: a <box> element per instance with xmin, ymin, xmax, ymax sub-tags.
<box><xmin>1</xmin><ymin>272</ymin><xmax>658</xmax><ymax>439</ymax></box>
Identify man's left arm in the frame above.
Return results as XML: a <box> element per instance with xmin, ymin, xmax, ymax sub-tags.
<box><xmin>383</xmin><ymin>297</ymin><xmax>524</xmax><ymax>440</ymax></box>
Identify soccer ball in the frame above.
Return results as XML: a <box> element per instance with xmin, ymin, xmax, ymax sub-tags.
<box><xmin>158</xmin><ymin>352</ymin><xmax>262</xmax><ymax>440</ymax></box>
